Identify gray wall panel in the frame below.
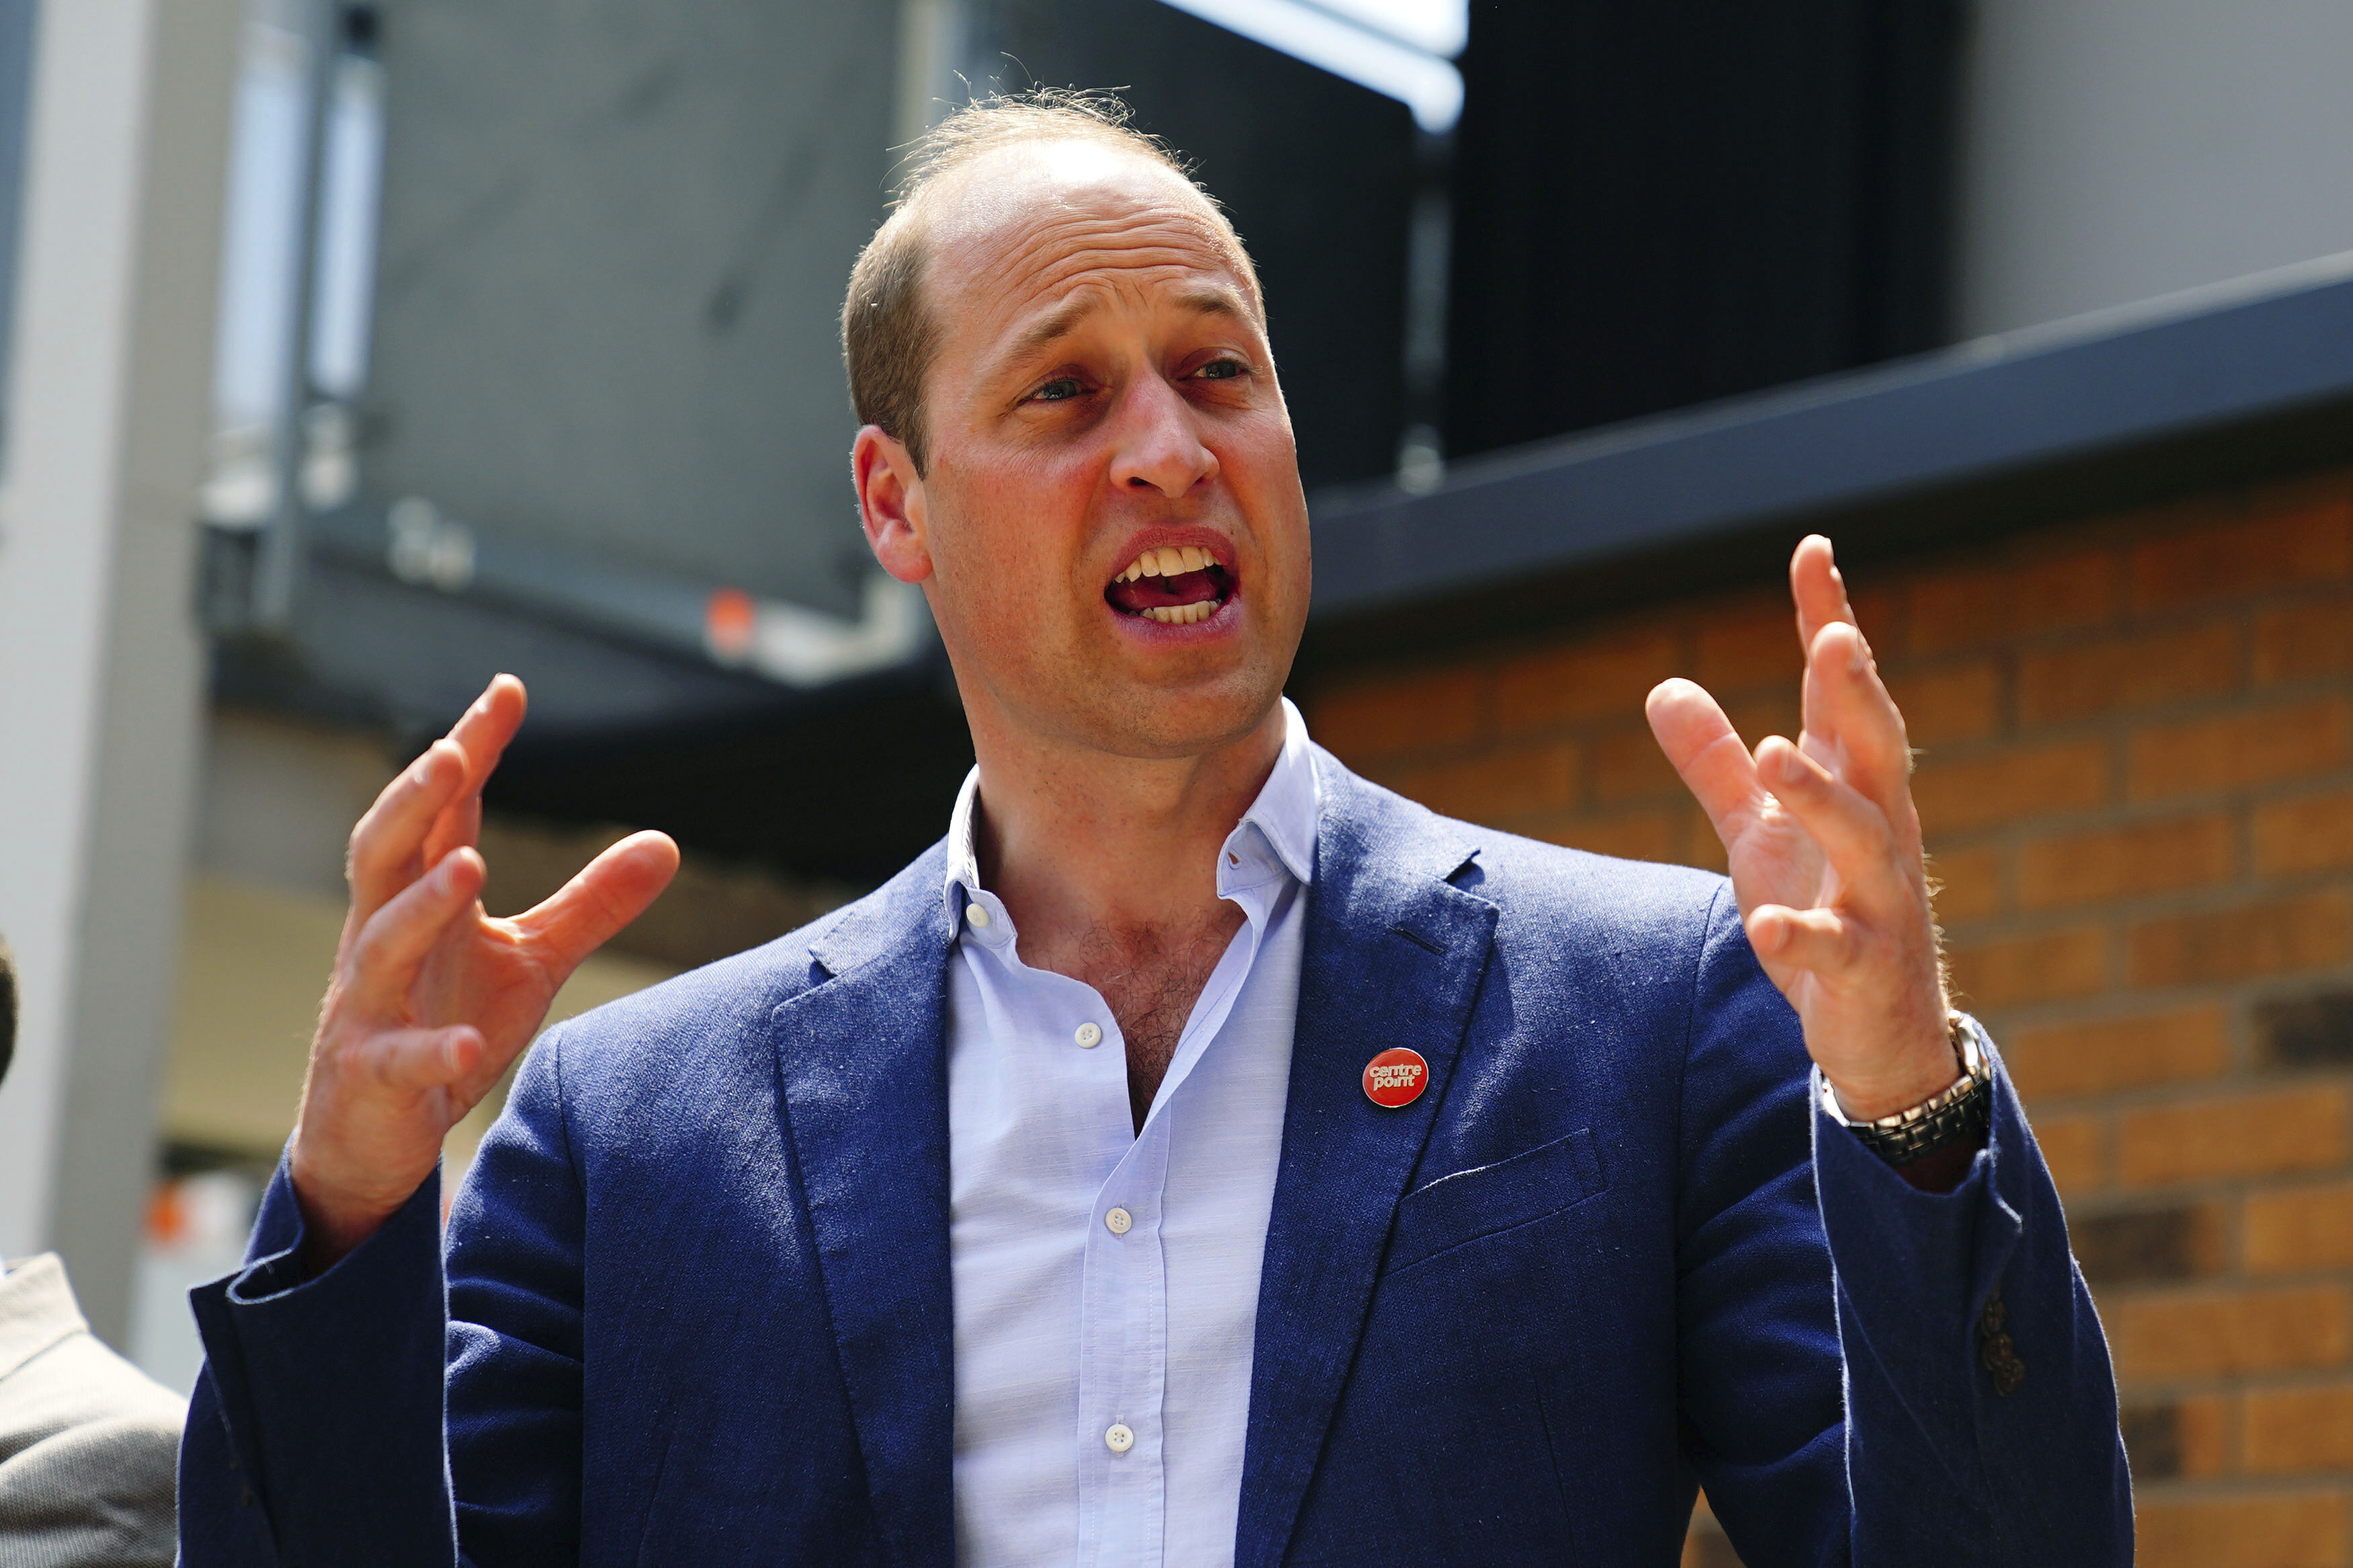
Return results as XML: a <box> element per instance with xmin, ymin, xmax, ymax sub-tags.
<box><xmin>364</xmin><ymin>0</ymin><xmax>896</xmax><ymax>614</ymax></box>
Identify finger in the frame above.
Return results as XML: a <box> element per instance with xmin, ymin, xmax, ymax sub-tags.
<box><xmin>355</xmin><ymin>1023</ymin><xmax>485</xmax><ymax>1094</ymax></box>
<box><xmin>1800</xmin><ymin>620</ymin><xmax>1914</xmax><ymax>817</ymax></box>
<box><xmin>512</xmin><ymin>831</ymin><xmax>681</xmax><ymax>975</ymax></box>
<box><xmin>1646</xmin><ymin>678</ymin><xmax>1765</xmax><ymax>840</ymax></box>
<box><xmin>347</xmin><ymin>739</ymin><xmax>471</xmax><ymax>924</ymax></box>
<box><xmin>344</xmin><ymin>847</ymin><xmax>487</xmax><ymax>1016</ymax></box>
<box><xmin>1753</xmin><ymin>735</ymin><xmax>1909</xmax><ymax>905</ymax></box>
<box><xmin>1790</xmin><ymin>534</ymin><xmax>1858</xmax><ymax>654</ymax></box>
<box><xmin>422</xmin><ymin>676</ymin><xmax>528</xmax><ymax>864</ymax></box>
<box><xmin>1745</xmin><ymin>903</ymin><xmax>1862</xmax><ymax>973</ymax></box>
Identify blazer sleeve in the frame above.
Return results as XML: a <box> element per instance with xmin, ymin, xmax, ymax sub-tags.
<box><xmin>1673</xmin><ymin>884</ymin><xmax>2132</xmax><ymax>1567</ymax></box>
<box><xmin>179</xmin><ymin>1030</ymin><xmax>588</xmax><ymax>1568</ymax></box>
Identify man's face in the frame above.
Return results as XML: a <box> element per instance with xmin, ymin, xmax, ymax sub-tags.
<box><xmin>867</xmin><ymin>142</ymin><xmax>1312</xmax><ymax>761</ymax></box>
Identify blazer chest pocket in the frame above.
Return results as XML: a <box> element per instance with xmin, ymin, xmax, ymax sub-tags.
<box><xmin>1383</xmin><ymin>1128</ymin><xmax>1607</xmax><ymax>1276</ymax></box>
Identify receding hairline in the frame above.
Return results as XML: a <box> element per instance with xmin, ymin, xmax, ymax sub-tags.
<box><xmin>904</xmin><ymin>136</ymin><xmax>1263</xmax><ymax>319</ymax></box>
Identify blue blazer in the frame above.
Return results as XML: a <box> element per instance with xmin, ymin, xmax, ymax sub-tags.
<box><xmin>181</xmin><ymin>762</ymin><xmax>2131</xmax><ymax>1565</ymax></box>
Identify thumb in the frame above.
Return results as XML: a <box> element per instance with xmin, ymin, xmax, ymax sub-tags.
<box><xmin>514</xmin><ymin>831</ymin><xmax>681</xmax><ymax>974</ymax></box>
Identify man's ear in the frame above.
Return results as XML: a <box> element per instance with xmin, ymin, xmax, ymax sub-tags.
<box><xmin>853</xmin><ymin>425</ymin><xmax>933</xmax><ymax>585</ymax></box>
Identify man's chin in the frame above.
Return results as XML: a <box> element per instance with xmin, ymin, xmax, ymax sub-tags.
<box><xmin>1061</xmin><ymin>665</ymin><xmax>1289</xmax><ymax>763</ymax></box>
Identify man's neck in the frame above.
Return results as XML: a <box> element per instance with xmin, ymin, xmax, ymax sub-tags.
<box><xmin>966</xmin><ymin>702</ymin><xmax>1287</xmax><ymax>956</ymax></box>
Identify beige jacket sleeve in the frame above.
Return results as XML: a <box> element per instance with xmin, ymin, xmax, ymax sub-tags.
<box><xmin>0</xmin><ymin>1255</ymin><xmax>184</xmax><ymax>1568</ymax></box>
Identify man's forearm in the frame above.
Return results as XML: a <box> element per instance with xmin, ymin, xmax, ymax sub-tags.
<box><xmin>181</xmin><ymin>1165</ymin><xmax>458</xmax><ymax>1568</ymax></box>
<box><xmin>1815</xmin><ymin>1048</ymin><xmax>2131</xmax><ymax>1565</ymax></box>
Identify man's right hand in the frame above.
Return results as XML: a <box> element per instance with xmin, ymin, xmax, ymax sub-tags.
<box><xmin>288</xmin><ymin>675</ymin><xmax>680</xmax><ymax>1274</ymax></box>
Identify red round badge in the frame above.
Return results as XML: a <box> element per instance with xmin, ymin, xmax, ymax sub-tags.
<box><xmin>1362</xmin><ymin>1047</ymin><xmax>1430</xmax><ymax>1109</ymax></box>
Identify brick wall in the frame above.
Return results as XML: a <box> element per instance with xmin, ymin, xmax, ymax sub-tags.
<box><xmin>1305</xmin><ymin>468</ymin><xmax>2353</xmax><ymax>1567</ymax></box>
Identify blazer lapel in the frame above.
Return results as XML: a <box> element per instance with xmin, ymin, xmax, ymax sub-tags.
<box><xmin>1236</xmin><ymin>767</ymin><xmax>1500</xmax><ymax>1568</ymax></box>
<box><xmin>771</xmin><ymin>849</ymin><xmax>958</xmax><ymax>1568</ymax></box>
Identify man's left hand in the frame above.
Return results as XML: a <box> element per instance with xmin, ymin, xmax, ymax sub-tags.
<box><xmin>1647</xmin><ymin>535</ymin><xmax>1956</xmax><ymax>1121</ymax></box>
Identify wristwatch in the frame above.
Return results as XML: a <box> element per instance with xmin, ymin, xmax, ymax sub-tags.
<box><xmin>1819</xmin><ymin>1013</ymin><xmax>1993</xmax><ymax>1166</ymax></box>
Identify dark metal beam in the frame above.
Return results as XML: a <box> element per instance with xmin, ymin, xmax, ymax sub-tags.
<box><xmin>1308</xmin><ymin>253</ymin><xmax>2353</xmax><ymax>628</ymax></box>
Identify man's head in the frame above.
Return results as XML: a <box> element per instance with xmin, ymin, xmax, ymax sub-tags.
<box><xmin>845</xmin><ymin>92</ymin><xmax>1311</xmax><ymax>764</ymax></box>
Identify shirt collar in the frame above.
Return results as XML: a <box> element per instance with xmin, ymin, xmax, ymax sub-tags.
<box><xmin>943</xmin><ymin>697</ymin><xmax>1320</xmax><ymax>921</ymax></box>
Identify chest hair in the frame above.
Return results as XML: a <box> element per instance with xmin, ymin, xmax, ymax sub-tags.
<box><xmin>1027</xmin><ymin>906</ymin><xmax>1245</xmax><ymax>1133</ymax></box>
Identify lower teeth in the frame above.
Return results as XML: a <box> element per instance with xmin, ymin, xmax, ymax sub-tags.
<box><xmin>1142</xmin><ymin>602</ymin><xmax>1215</xmax><ymax>624</ymax></box>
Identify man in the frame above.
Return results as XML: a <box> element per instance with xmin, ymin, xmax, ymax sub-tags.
<box><xmin>180</xmin><ymin>94</ymin><xmax>2129</xmax><ymax>1565</ymax></box>
<box><xmin>0</xmin><ymin>938</ymin><xmax>186</xmax><ymax>1566</ymax></box>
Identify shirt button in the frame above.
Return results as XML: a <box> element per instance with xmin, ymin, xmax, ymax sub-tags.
<box><xmin>1075</xmin><ymin>1022</ymin><xmax>1103</xmax><ymax>1048</ymax></box>
<box><xmin>1105</xmin><ymin>1423</ymin><xmax>1135</xmax><ymax>1454</ymax></box>
<box><xmin>966</xmin><ymin>903</ymin><xmax>991</xmax><ymax>930</ymax></box>
<box><xmin>1105</xmin><ymin>1206</ymin><xmax>1133</xmax><ymax>1236</ymax></box>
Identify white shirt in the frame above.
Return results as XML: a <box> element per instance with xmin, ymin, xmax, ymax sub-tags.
<box><xmin>943</xmin><ymin>698</ymin><xmax>1320</xmax><ymax>1568</ymax></box>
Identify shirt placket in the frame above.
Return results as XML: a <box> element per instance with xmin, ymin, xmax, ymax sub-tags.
<box><xmin>1072</xmin><ymin>834</ymin><xmax>1281</xmax><ymax>1568</ymax></box>
<box><xmin>1076</xmin><ymin>1115</ymin><xmax>1169</xmax><ymax>1568</ymax></box>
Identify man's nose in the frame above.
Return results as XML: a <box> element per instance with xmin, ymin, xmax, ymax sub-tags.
<box><xmin>1107</xmin><ymin>374</ymin><xmax>1217</xmax><ymax>499</ymax></box>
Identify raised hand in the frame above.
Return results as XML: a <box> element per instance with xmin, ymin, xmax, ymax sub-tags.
<box><xmin>288</xmin><ymin>675</ymin><xmax>679</xmax><ymax>1270</ymax></box>
<box><xmin>1646</xmin><ymin>536</ymin><xmax>1955</xmax><ymax>1121</ymax></box>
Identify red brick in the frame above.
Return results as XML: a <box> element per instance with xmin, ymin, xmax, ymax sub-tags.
<box><xmin>2034</xmin><ymin>1114</ymin><xmax>2107</xmax><ymax>1195</ymax></box>
<box><xmin>2247</xmin><ymin>1182</ymin><xmax>2353</xmax><ymax>1274</ymax></box>
<box><xmin>2129</xmin><ymin>700</ymin><xmax>2353</xmax><ymax>801</ymax></box>
<box><xmin>1948</xmin><ymin>926</ymin><xmax>2108</xmax><ymax>1011</ymax></box>
<box><xmin>1593</xmin><ymin>725</ymin><xmax>1682</xmax><ymax>802</ymax></box>
<box><xmin>2137</xmin><ymin>1491</ymin><xmax>2348</xmax><ymax>1568</ymax></box>
<box><xmin>1496</xmin><ymin>628</ymin><xmax>1680</xmax><ymax>733</ymax></box>
<box><xmin>2258</xmin><ymin>790</ymin><xmax>2353</xmax><ymax>876</ymax></box>
<box><xmin>2003</xmin><ymin>1005</ymin><xmax>2230</xmax><ymax>1100</ymax></box>
<box><xmin>2119</xmin><ymin>1395</ymin><xmax>2229</xmax><ymax>1480</ymax></box>
<box><xmin>2130</xmin><ymin>491</ymin><xmax>2353</xmax><ymax>612</ymax></box>
<box><xmin>2247</xmin><ymin>1385</ymin><xmax>2353</xmax><ymax>1473</ymax></box>
<box><xmin>2016</xmin><ymin>620</ymin><xmax>2240</xmax><ymax>727</ymax></box>
<box><xmin>1311</xmin><ymin>666</ymin><xmax>1487</xmax><ymax>762</ymax></box>
<box><xmin>1927</xmin><ymin>845</ymin><xmax>2003</xmax><ymax>923</ymax></box>
<box><xmin>2119</xmin><ymin>1085</ymin><xmax>2349</xmax><ymax>1188</ymax></box>
<box><xmin>1392</xmin><ymin>741</ymin><xmax>1579</xmax><ymax>824</ymax></box>
<box><xmin>1884</xmin><ymin>660</ymin><xmax>2003</xmax><ymax>747</ymax></box>
<box><xmin>1905</xmin><ymin>546</ymin><xmax>2116</xmax><ymax>656</ymax></box>
<box><xmin>1533</xmin><ymin>807</ymin><xmax>1681</xmax><ymax>866</ymax></box>
<box><xmin>2015</xmin><ymin>813</ymin><xmax>2236</xmax><ymax>910</ymax></box>
<box><xmin>2111</xmin><ymin>1285</ymin><xmax>2351</xmax><ymax>1380</ymax></box>
<box><xmin>1715</xmin><ymin>689</ymin><xmax>1802</xmax><ymax>749</ymax></box>
<box><xmin>1913</xmin><ymin>740</ymin><xmax>2111</xmax><ymax>835</ymax></box>
<box><xmin>1689</xmin><ymin>596</ymin><xmax>1802</xmax><ymax>696</ymax></box>
<box><xmin>2258</xmin><ymin>591</ymin><xmax>2353</xmax><ymax>685</ymax></box>
<box><xmin>2128</xmin><ymin>892</ymin><xmax>2352</xmax><ymax>987</ymax></box>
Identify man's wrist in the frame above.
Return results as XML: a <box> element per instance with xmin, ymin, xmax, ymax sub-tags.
<box><xmin>1819</xmin><ymin>1014</ymin><xmax>1993</xmax><ymax>1169</ymax></box>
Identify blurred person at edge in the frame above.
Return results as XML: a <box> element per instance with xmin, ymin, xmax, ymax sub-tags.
<box><xmin>177</xmin><ymin>93</ymin><xmax>2129</xmax><ymax>1566</ymax></box>
<box><xmin>0</xmin><ymin>937</ymin><xmax>184</xmax><ymax>1567</ymax></box>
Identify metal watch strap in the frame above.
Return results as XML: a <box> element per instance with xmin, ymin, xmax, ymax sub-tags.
<box><xmin>1829</xmin><ymin>1014</ymin><xmax>1993</xmax><ymax>1167</ymax></box>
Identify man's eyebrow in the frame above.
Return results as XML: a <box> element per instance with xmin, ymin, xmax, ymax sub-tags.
<box><xmin>998</xmin><ymin>286</ymin><xmax>1253</xmax><ymax>372</ymax></box>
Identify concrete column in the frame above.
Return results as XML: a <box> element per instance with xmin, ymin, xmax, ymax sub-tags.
<box><xmin>0</xmin><ymin>0</ymin><xmax>241</xmax><ymax>1345</ymax></box>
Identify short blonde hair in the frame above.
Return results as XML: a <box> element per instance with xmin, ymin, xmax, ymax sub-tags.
<box><xmin>841</xmin><ymin>89</ymin><xmax>1261</xmax><ymax>474</ymax></box>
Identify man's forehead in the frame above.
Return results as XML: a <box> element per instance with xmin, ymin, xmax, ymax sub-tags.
<box><xmin>922</xmin><ymin>141</ymin><xmax>1254</xmax><ymax>321</ymax></box>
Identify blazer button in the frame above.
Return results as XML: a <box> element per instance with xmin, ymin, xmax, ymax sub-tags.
<box><xmin>1105</xmin><ymin>1423</ymin><xmax>1135</xmax><ymax>1454</ymax></box>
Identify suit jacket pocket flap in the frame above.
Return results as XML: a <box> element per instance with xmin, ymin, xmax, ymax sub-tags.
<box><xmin>1384</xmin><ymin>1128</ymin><xmax>1607</xmax><ymax>1275</ymax></box>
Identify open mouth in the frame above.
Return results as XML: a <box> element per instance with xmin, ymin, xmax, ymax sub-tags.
<box><xmin>1104</xmin><ymin>544</ymin><xmax>1234</xmax><ymax>626</ymax></box>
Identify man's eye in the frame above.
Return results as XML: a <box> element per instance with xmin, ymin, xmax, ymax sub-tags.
<box><xmin>1197</xmin><ymin>359</ymin><xmax>1245</xmax><ymax>381</ymax></box>
<box><xmin>1033</xmin><ymin>377</ymin><xmax>1084</xmax><ymax>402</ymax></box>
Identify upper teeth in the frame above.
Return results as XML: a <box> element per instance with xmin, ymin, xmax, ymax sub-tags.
<box><xmin>1115</xmin><ymin>544</ymin><xmax>1224</xmax><ymax>582</ymax></box>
